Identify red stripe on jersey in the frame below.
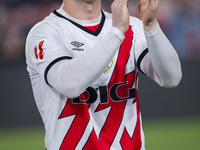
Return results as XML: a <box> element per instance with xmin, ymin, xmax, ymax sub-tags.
<box><xmin>83</xmin><ymin>129</ymin><xmax>101</xmax><ymax>150</ymax></box>
<box><xmin>59</xmin><ymin>95</ymin><xmax>93</xmax><ymax>150</ymax></box>
<box><xmin>95</xmin><ymin>25</ymin><xmax>141</xmax><ymax>149</ymax></box>
<box><xmin>120</xmin><ymin>79</ymin><xmax>142</xmax><ymax>149</ymax></box>
<box><xmin>59</xmin><ymin>93</ymin><xmax>101</xmax><ymax>150</ymax></box>
<box><xmin>59</xmin><ymin>26</ymin><xmax>142</xmax><ymax>150</ymax></box>
<box><xmin>85</xmin><ymin>24</ymin><xmax>100</xmax><ymax>32</ymax></box>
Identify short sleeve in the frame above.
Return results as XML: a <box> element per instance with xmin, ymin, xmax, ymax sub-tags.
<box><xmin>25</xmin><ymin>22</ymin><xmax>72</xmax><ymax>80</ymax></box>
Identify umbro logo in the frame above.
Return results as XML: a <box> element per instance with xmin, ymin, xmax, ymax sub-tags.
<box><xmin>71</xmin><ymin>41</ymin><xmax>84</xmax><ymax>51</ymax></box>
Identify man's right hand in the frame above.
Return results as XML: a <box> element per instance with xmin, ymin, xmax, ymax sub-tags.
<box><xmin>111</xmin><ymin>0</ymin><xmax>130</xmax><ymax>34</ymax></box>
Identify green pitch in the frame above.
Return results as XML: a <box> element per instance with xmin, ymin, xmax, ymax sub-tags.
<box><xmin>143</xmin><ymin>117</ymin><xmax>200</xmax><ymax>150</ymax></box>
<box><xmin>0</xmin><ymin>117</ymin><xmax>199</xmax><ymax>150</ymax></box>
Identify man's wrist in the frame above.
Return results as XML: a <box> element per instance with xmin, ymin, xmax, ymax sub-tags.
<box><xmin>143</xmin><ymin>20</ymin><xmax>158</xmax><ymax>32</ymax></box>
<box><xmin>110</xmin><ymin>26</ymin><xmax>125</xmax><ymax>41</ymax></box>
<box><xmin>144</xmin><ymin>22</ymin><xmax>160</xmax><ymax>38</ymax></box>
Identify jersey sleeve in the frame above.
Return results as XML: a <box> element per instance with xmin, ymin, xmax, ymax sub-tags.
<box><xmin>25</xmin><ymin>22</ymin><xmax>73</xmax><ymax>81</ymax></box>
<box><xmin>130</xmin><ymin>18</ymin><xmax>148</xmax><ymax>74</ymax></box>
<box><xmin>130</xmin><ymin>18</ymin><xmax>182</xmax><ymax>87</ymax></box>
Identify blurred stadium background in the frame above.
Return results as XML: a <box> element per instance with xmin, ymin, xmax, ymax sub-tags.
<box><xmin>0</xmin><ymin>0</ymin><xmax>200</xmax><ymax>149</ymax></box>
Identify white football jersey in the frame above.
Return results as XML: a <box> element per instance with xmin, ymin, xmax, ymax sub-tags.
<box><xmin>26</xmin><ymin>8</ymin><xmax>148</xmax><ymax>150</ymax></box>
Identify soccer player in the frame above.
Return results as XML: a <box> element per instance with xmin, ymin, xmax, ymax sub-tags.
<box><xmin>25</xmin><ymin>0</ymin><xmax>182</xmax><ymax>149</ymax></box>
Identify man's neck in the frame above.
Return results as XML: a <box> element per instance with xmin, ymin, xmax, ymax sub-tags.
<box><xmin>62</xmin><ymin>0</ymin><xmax>101</xmax><ymax>21</ymax></box>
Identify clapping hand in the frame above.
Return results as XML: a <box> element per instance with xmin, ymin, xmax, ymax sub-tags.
<box><xmin>138</xmin><ymin>0</ymin><xmax>160</xmax><ymax>31</ymax></box>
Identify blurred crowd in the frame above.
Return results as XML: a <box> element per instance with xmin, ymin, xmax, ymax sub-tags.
<box><xmin>0</xmin><ymin>0</ymin><xmax>200</xmax><ymax>63</ymax></box>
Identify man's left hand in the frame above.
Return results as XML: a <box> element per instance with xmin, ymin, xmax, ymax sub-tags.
<box><xmin>138</xmin><ymin>0</ymin><xmax>160</xmax><ymax>31</ymax></box>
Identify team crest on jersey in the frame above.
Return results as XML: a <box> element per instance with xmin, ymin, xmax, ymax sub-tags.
<box><xmin>71</xmin><ymin>41</ymin><xmax>84</xmax><ymax>51</ymax></box>
<box><xmin>34</xmin><ymin>40</ymin><xmax>44</xmax><ymax>60</ymax></box>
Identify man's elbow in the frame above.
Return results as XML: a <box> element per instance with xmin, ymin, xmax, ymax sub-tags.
<box><xmin>53</xmin><ymin>78</ymin><xmax>84</xmax><ymax>99</ymax></box>
<box><xmin>162</xmin><ymin>70</ymin><xmax>182</xmax><ymax>88</ymax></box>
<box><xmin>61</xmin><ymin>84</ymin><xmax>84</xmax><ymax>99</ymax></box>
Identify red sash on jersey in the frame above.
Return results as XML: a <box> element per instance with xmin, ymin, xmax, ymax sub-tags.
<box><xmin>59</xmin><ymin>26</ymin><xmax>142</xmax><ymax>150</ymax></box>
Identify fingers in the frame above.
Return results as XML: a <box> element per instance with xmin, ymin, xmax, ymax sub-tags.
<box><xmin>138</xmin><ymin>0</ymin><xmax>160</xmax><ymax>31</ymax></box>
<box><xmin>111</xmin><ymin>0</ymin><xmax>130</xmax><ymax>33</ymax></box>
<box><xmin>138</xmin><ymin>0</ymin><xmax>159</xmax><ymax>8</ymax></box>
<box><xmin>112</xmin><ymin>0</ymin><xmax>128</xmax><ymax>9</ymax></box>
<box><xmin>149</xmin><ymin>0</ymin><xmax>160</xmax><ymax>9</ymax></box>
